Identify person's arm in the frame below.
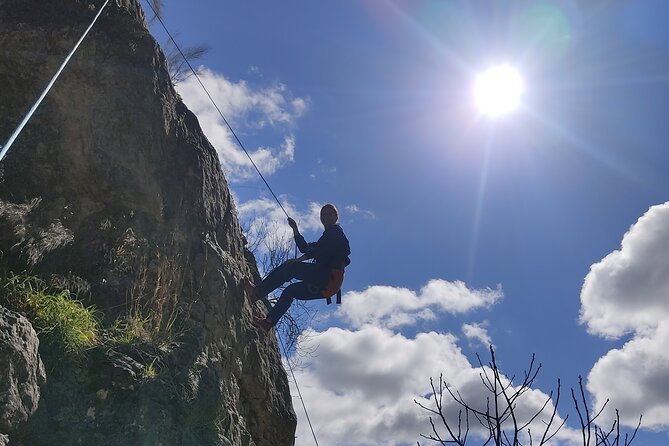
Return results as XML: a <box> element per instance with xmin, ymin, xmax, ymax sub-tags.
<box><xmin>288</xmin><ymin>217</ymin><xmax>313</xmax><ymax>254</ymax></box>
<box><xmin>286</xmin><ymin>254</ymin><xmax>309</xmax><ymax>264</ymax></box>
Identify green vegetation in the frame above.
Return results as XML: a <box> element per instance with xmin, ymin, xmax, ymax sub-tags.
<box><xmin>0</xmin><ymin>269</ymin><xmax>213</xmax><ymax>443</ymax></box>
<box><xmin>0</xmin><ymin>256</ymin><xmax>191</xmax><ymax>359</ymax></box>
<box><xmin>0</xmin><ymin>273</ymin><xmax>99</xmax><ymax>358</ymax></box>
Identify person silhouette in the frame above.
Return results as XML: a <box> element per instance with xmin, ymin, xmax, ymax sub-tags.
<box><xmin>246</xmin><ymin>204</ymin><xmax>351</xmax><ymax>332</ymax></box>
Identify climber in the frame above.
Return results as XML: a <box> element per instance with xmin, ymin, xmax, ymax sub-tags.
<box><xmin>246</xmin><ymin>203</ymin><xmax>351</xmax><ymax>333</ymax></box>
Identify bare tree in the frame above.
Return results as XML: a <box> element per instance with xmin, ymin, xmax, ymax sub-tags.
<box><xmin>416</xmin><ymin>346</ymin><xmax>641</xmax><ymax>446</ymax></box>
<box><xmin>571</xmin><ymin>376</ymin><xmax>641</xmax><ymax>446</ymax></box>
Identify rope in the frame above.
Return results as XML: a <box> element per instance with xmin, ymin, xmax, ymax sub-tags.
<box><xmin>279</xmin><ymin>333</ymin><xmax>320</xmax><ymax>446</ymax></box>
<box><xmin>143</xmin><ymin>1</ymin><xmax>290</xmax><ymax>220</ymax></box>
<box><xmin>0</xmin><ymin>0</ymin><xmax>111</xmax><ymax>163</ymax></box>
<box><xmin>142</xmin><ymin>4</ymin><xmax>320</xmax><ymax>445</ymax></box>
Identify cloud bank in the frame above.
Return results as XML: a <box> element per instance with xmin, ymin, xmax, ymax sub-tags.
<box><xmin>284</xmin><ymin>280</ymin><xmax>578</xmax><ymax>445</ymax></box>
<box><xmin>291</xmin><ymin>326</ymin><xmax>576</xmax><ymax>446</ymax></box>
<box><xmin>581</xmin><ymin>202</ymin><xmax>669</xmax><ymax>429</ymax></box>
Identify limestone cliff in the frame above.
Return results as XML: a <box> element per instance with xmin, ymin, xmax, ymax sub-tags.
<box><xmin>0</xmin><ymin>0</ymin><xmax>296</xmax><ymax>444</ymax></box>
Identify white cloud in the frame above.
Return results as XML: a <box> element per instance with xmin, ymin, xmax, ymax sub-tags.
<box><xmin>588</xmin><ymin>324</ymin><xmax>669</xmax><ymax>429</ymax></box>
<box><xmin>580</xmin><ymin>202</ymin><xmax>669</xmax><ymax>430</ymax></box>
<box><xmin>345</xmin><ymin>204</ymin><xmax>376</xmax><ymax>220</ymax></box>
<box><xmin>176</xmin><ymin>68</ymin><xmax>309</xmax><ymax>182</ymax></box>
<box><xmin>238</xmin><ymin>198</ymin><xmax>324</xmax><ymax>273</ymax></box>
<box><xmin>290</xmin><ymin>326</ymin><xmax>577</xmax><ymax>446</ymax></box>
<box><xmin>310</xmin><ymin>158</ymin><xmax>337</xmax><ymax>180</ymax></box>
<box><xmin>580</xmin><ymin>202</ymin><xmax>669</xmax><ymax>338</ymax></box>
<box><xmin>238</xmin><ymin>198</ymin><xmax>323</xmax><ymax>233</ymax></box>
<box><xmin>337</xmin><ymin>280</ymin><xmax>503</xmax><ymax>329</ymax></box>
<box><xmin>237</xmin><ymin>199</ymin><xmax>299</xmax><ymax>229</ymax></box>
<box><xmin>462</xmin><ymin>321</ymin><xmax>493</xmax><ymax>348</ymax></box>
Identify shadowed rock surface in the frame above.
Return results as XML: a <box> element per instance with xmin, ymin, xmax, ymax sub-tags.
<box><xmin>0</xmin><ymin>306</ymin><xmax>46</xmax><ymax>443</ymax></box>
<box><xmin>0</xmin><ymin>0</ymin><xmax>295</xmax><ymax>444</ymax></box>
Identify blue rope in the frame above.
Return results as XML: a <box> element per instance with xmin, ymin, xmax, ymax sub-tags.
<box><xmin>0</xmin><ymin>0</ymin><xmax>111</xmax><ymax>163</ymax></box>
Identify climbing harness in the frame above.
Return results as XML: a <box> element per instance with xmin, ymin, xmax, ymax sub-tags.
<box><xmin>322</xmin><ymin>269</ymin><xmax>345</xmax><ymax>304</ymax></box>
<box><xmin>0</xmin><ymin>0</ymin><xmax>111</xmax><ymax>163</ymax></box>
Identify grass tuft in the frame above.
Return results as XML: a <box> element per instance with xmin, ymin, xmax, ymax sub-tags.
<box><xmin>0</xmin><ymin>273</ymin><xmax>99</xmax><ymax>357</ymax></box>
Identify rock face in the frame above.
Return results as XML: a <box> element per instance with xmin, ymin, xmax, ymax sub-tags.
<box><xmin>0</xmin><ymin>306</ymin><xmax>46</xmax><ymax>441</ymax></box>
<box><xmin>0</xmin><ymin>0</ymin><xmax>296</xmax><ymax>444</ymax></box>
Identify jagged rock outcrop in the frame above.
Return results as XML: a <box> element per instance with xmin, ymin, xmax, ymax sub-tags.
<box><xmin>0</xmin><ymin>0</ymin><xmax>296</xmax><ymax>444</ymax></box>
<box><xmin>0</xmin><ymin>306</ymin><xmax>46</xmax><ymax>443</ymax></box>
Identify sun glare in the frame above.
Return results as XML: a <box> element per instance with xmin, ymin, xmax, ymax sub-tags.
<box><xmin>473</xmin><ymin>65</ymin><xmax>524</xmax><ymax>117</ymax></box>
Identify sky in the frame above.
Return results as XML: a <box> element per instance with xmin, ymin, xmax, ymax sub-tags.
<box><xmin>146</xmin><ymin>1</ymin><xmax>669</xmax><ymax>445</ymax></box>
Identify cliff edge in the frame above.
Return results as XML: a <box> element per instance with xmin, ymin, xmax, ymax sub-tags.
<box><xmin>0</xmin><ymin>0</ymin><xmax>296</xmax><ymax>444</ymax></box>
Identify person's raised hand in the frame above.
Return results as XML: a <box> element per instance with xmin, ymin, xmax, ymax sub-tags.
<box><xmin>287</xmin><ymin>217</ymin><xmax>298</xmax><ymax>230</ymax></box>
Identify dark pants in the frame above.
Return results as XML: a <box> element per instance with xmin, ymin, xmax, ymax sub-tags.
<box><xmin>255</xmin><ymin>261</ymin><xmax>325</xmax><ymax>325</ymax></box>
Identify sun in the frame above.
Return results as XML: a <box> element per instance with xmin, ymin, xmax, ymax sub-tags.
<box><xmin>473</xmin><ymin>65</ymin><xmax>524</xmax><ymax>117</ymax></box>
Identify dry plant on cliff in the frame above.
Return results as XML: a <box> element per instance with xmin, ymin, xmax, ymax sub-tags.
<box><xmin>113</xmin><ymin>252</ymin><xmax>191</xmax><ymax>350</ymax></box>
<box><xmin>144</xmin><ymin>0</ymin><xmax>210</xmax><ymax>85</ymax></box>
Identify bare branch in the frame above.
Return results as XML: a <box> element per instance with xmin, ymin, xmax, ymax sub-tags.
<box><xmin>417</xmin><ymin>348</ymin><xmax>641</xmax><ymax>446</ymax></box>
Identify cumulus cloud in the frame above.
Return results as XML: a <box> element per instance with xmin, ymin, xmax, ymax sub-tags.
<box><xmin>290</xmin><ymin>326</ymin><xmax>576</xmax><ymax>446</ymax></box>
<box><xmin>176</xmin><ymin>68</ymin><xmax>309</xmax><ymax>181</ymax></box>
<box><xmin>580</xmin><ymin>202</ymin><xmax>669</xmax><ymax>338</ymax></box>
<box><xmin>462</xmin><ymin>321</ymin><xmax>493</xmax><ymax>348</ymax></box>
<box><xmin>580</xmin><ymin>202</ymin><xmax>669</xmax><ymax>429</ymax></box>
<box><xmin>336</xmin><ymin>280</ymin><xmax>503</xmax><ymax>329</ymax></box>
<box><xmin>588</xmin><ymin>324</ymin><xmax>669</xmax><ymax>429</ymax></box>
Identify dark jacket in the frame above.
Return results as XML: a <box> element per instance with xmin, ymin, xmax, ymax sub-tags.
<box><xmin>294</xmin><ymin>224</ymin><xmax>351</xmax><ymax>285</ymax></box>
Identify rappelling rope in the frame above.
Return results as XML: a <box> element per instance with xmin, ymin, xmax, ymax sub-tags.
<box><xmin>142</xmin><ymin>3</ymin><xmax>320</xmax><ymax>445</ymax></box>
<box><xmin>0</xmin><ymin>0</ymin><xmax>111</xmax><ymax>163</ymax></box>
<box><xmin>279</xmin><ymin>334</ymin><xmax>320</xmax><ymax>446</ymax></box>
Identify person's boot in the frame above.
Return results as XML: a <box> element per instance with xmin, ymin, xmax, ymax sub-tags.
<box><xmin>252</xmin><ymin>315</ymin><xmax>273</xmax><ymax>333</ymax></box>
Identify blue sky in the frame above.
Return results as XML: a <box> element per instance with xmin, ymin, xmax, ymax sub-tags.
<box><xmin>147</xmin><ymin>1</ymin><xmax>669</xmax><ymax>444</ymax></box>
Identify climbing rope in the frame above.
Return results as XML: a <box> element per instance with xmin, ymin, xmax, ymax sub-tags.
<box><xmin>0</xmin><ymin>0</ymin><xmax>111</xmax><ymax>163</ymax></box>
<box><xmin>279</xmin><ymin>334</ymin><xmax>320</xmax><ymax>446</ymax></box>
<box><xmin>142</xmin><ymin>3</ymin><xmax>321</xmax><ymax>445</ymax></box>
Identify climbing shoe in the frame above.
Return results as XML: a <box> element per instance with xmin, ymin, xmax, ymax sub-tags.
<box><xmin>245</xmin><ymin>279</ymin><xmax>259</xmax><ymax>305</ymax></box>
<box><xmin>252</xmin><ymin>315</ymin><xmax>272</xmax><ymax>334</ymax></box>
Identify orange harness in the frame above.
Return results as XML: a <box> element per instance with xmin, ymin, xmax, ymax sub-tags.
<box><xmin>322</xmin><ymin>269</ymin><xmax>345</xmax><ymax>304</ymax></box>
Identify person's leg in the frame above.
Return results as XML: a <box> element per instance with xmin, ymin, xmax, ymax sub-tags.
<box><xmin>255</xmin><ymin>262</ymin><xmax>318</xmax><ymax>298</ymax></box>
<box><xmin>266</xmin><ymin>281</ymin><xmax>322</xmax><ymax>326</ymax></box>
